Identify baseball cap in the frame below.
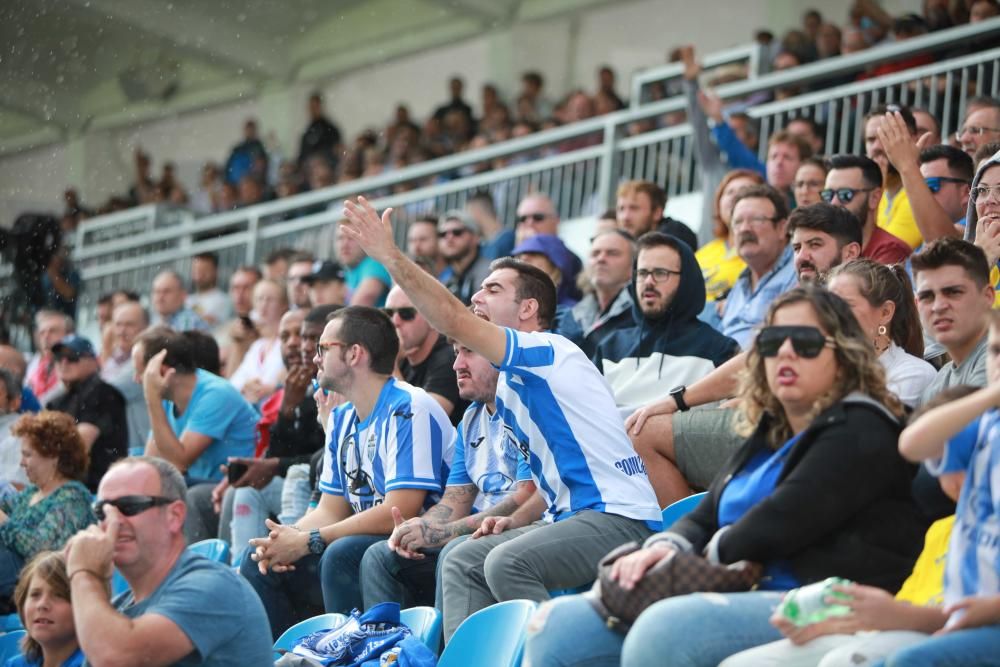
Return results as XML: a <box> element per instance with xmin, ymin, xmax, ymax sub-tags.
<box><xmin>51</xmin><ymin>335</ymin><xmax>97</xmax><ymax>360</ymax></box>
<box><xmin>302</xmin><ymin>260</ymin><xmax>346</xmax><ymax>284</ymax></box>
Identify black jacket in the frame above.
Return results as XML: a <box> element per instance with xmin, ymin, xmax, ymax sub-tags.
<box><xmin>657</xmin><ymin>395</ymin><xmax>926</xmax><ymax>592</ymax></box>
<box><xmin>657</xmin><ymin>217</ymin><xmax>698</xmax><ymax>253</ymax></box>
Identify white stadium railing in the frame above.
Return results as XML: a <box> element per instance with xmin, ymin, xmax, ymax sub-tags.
<box><xmin>4</xmin><ymin>18</ymin><xmax>1000</xmax><ymax>338</ymax></box>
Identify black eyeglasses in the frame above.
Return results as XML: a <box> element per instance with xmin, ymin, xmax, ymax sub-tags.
<box><xmin>924</xmin><ymin>176</ymin><xmax>968</xmax><ymax>194</ymax></box>
<box><xmin>636</xmin><ymin>268</ymin><xmax>681</xmax><ymax>283</ymax></box>
<box><xmin>383</xmin><ymin>307</ymin><xmax>417</xmax><ymax>321</ymax></box>
<box><xmin>92</xmin><ymin>495</ymin><xmax>176</xmax><ymax>521</ymax></box>
<box><xmin>819</xmin><ymin>188</ymin><xmax>874</xmax><ymax>204</ymax></box>
<box><xmin>516</xmin><ymin>212</ymin><xmax>549</xmax><ymax>224</ymax></box>
<box><xmin>756</xmin><ymin>325</ymin><xmax>835</xmax><ymax>358</ymax></box>
<box><xmin>438</xmin><ymin>228</ymin><xmax>468</xmax><ymax>239</ymax></box>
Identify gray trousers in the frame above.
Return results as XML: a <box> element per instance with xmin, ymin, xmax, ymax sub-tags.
<box><xmin>439</xmin><ymin>510</ymin><xmax>653</xmax><ymax>641</ymax></box>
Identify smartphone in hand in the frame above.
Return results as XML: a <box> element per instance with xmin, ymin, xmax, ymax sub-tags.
<box><xmin>228</xmin><ymin>461</ymin><xmax>249</xmax><ymax>484</ymax></box>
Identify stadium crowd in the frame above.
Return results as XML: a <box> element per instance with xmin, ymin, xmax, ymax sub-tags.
<box><xmin>4</xmin><ymin>2</ymin><xmax>1000</xmax><ymax>666</ymax></box>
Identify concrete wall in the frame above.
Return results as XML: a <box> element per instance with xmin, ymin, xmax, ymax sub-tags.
<box><xmin>0</xmin><ymin>0</ymin><xmax>920</xmax><ymax>224</ymax></box>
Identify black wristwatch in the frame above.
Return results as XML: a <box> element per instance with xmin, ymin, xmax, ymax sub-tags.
<box><xmin>307</xmin><ymin>528</ymin><xmax>325</xmax><ymax>555</ymax></box>
<box><xmin>669</xmin><ymin>385</ymin><xmax>690</xmax><ymax>412</ymax></box>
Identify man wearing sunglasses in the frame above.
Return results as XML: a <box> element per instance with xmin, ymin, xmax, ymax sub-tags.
<box><xmin>439</xmin><ymin>210</ymin><xmax>492</xmax><ymax>305</ymax></box>
<box><xmin>824</xmin><ymin>154</ymin><xmax>912</xmax><ymax>266</ymax></box>
<box><xmin>385</xmin><ymin>285</ymin><xmax>466</xmax><ymax>424</ymax></box>
<box><xmin>514</xmin><ymin>194</ymin><xmax>560</xmax><ymax>244</ymax></box>
<box><xmin>342</xmin><ymin>196</ymin><xmax>661</xmax><ymax>642</ymax></box>
<box><xmin>864</xmin><ymin>104</ymin><xmax>924</xmax><ymax>249</ymax></box>
<box><xmin>241</xmin><ymin>306</ymin><xmax>453</xmax><ymax>639</ymax></box>
<box><xmin>67</xmin><ymin>456</ymin><xmax>273</xmax><ymax>666</ymax></box>
<box><xmin>875</xmin><ymin>110</ymin><xmax>971</xmax><ymax>244</ymax></box>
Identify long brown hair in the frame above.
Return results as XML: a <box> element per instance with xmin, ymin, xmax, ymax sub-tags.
<box><xmin>828</xmin><ymin>258</ymin><xmax>924</xmax><ymax>357</ymax></box>
<box><xmin>734</xmin><ymin>286</ymin><xmax>904</xmax><ymax>447</ymax></box>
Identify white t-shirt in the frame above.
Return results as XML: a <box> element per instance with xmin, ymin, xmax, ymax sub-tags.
<box><xmin>228</xmin><ymin>337</ymin><xmax>284</xmax><ymax>392</ymax></box>
<box><xmin>880</xmin><ymin>342</ymin><xmax>937</xmax><ymax>408</ymax></box>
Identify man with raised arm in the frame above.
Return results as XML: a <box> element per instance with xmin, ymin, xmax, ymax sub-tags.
<box><xmin>341</xmin><ymin>197</ymin><xmax>661</xmax><ymax>641</ymax></box>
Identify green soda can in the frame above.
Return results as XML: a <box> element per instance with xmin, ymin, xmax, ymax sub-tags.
<box><xmin>777</xmin><ymin>577</ymin><xmax>854</xmax><ymax>627</ymax></box>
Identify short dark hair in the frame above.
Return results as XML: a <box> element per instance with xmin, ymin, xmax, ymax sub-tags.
<box><xmin>799</xmin><ymin>155</ymin><xmax>828</xmax><ymax>174</ymax></box>
<box><xmin>181</xmin><ymin>330</ymin><xmax>220</xmax><ymax>375</ymax></box>
<box><xmin>113</xmin><ymin>289</ymin><xmax>141</xmax><ymax>303</ymax></box>
<box><xmin>787</xmin><ymin>116</ymin><xmax>824</xmax><ymax>139</ymax></box>
<box><xmin>328</xmin><ymin>306</ymin><xmax>399</xmax><ymax>375</ymax></box>
<box><xmin>192</xmin><ymin>252</ymin><xmax>219</xmax><ymax>268</ymax></box>
<box><xmin>488</xmin><ymin>257</ymin><xmax>558</xmax><ymax>330</ymax></box>
<box><xmin>729</xmin><ymin>113</ymin><xmax>759</xmax><ymax>141</ymax></box>
<box><xmin>306</xmin><ymin>304</ymin><xmax>342</xmax><ymax>325</ymax></box>
<box><xmin>864</xmin><ymin>104</ymin><xmax>917</xmax><ymax>135</ymax></box>
<box><xmin>788</xmin><ymin>203</ymin><xmax>863</xmax><ymax>248</ymax></box>
<box><xmin>911</xmin><ymin>237</ymin><xmax>990</xmax><ymax>287</ymax></box>
<box><xmin>234</xmin><ymin>264</ymin><xmax>263</xmax><ymax>281</ymax></box>
<box><xmin>731</xmin><ymin>183</ymin><xmax>790</xmax><ymax>222</ymax></box>
<box><xmin>288</xmin><ymin>251</ymin><xmax>315</xmax><ymax>264</ymax></box>
<box><xmin>826</xmin><ymin>153</ymin><xmax>883</xmax><ymax>188</ymax></box>
<box><xmin>919</xmin><ymin>144</ymin><xmax>974</xmax><ymax>182</ymax></box>
<box><xmin>265</xmin><ymin>248</ymin><xmax>297</xmax><ymax>266</ymax></box>
<box><xmin>98</xmin><ymin>293</ymin><xmax>114</xmax><ymax>306</ymax></box>
<box><xmin>522</xmin><ymin>71</ymin><xmax>543</xmax><ymax>88</ymax></box>
<box><xmin>137</xmin><ymin>327</ymin><xmax>198</xmax><ymax>373</ymax></box>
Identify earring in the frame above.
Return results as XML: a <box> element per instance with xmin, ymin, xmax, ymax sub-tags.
<box><xmin>873</xmin><ymin>324</ymin><xmax>890</xmax><ymax>353</ymax></box>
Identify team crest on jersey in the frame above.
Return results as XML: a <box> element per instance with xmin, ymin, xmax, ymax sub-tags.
<box><xmin>501</xmin><ymin>423</ymin><xmax>530</xmax><ymax>460</ymax></box>
<box><xmin>366</xmin><ymin>432</ymin><xmax>377</xmax><ymax>461</ymax></box>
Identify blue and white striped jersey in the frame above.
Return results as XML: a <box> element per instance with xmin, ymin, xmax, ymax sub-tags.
<box><xmin>447</xmin><ymin>401</ymin><xmax>534</xmax><ymax>513</ymax></box>
<box><xmin>319</xmin><ymin>378</ymin><xmax>455</xmax><ymax>514</ymax></box>
<box><xmin>495</xmin><ymin>328</ymin><xmax>662</xmax><ymax>527</ymax></box>
<box><xmin>927</xmin><ymin>407</ymin><xmax>1000</xmax><ymax>606</ymax></box>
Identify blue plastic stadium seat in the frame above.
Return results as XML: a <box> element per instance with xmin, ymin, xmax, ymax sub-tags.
<box><xmin>400</xmin><ymin>606</ymin><xmax>442</xmax><ymax>654</ymax></box>
<box><xmin>438</xmin><ymin>599</ymin><xmax>536</xmax><ymax>667</ymax></box>
<box><xmin>187</xmin><ymin>538</ymin><xmax>231</xmax><ymax>564</ymax></box>
<box><xmin>272</xmin><ymin>613</ymin><xmax>347</xmax><ymax>659</ymax></box>
<box><xmin>660</xmin><ymin>491</ymin><xmax>707</xmax><ymax>529</ymax></box>
<box><xmin>0</xmin><ymin>630</ymin><xmax>26</xmax><ymax>664</ymax></box>
<box><xmin>0</xmin><ymin>614</ymin><xmax>22</xmax><ymax>632</ymax></box>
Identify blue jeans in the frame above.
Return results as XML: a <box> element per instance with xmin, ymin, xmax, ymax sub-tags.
<box><xmin>239</xmin><ymin>533</ymin><xmax>387</xmax><ymax>640</ymax></box>
<box><xmin>360</xmin><ymin>535</ymin><xmax>469</xmax><ymax>611</ymax></box>
<box><xmin>229</xmin><ymin>477</ymin><xmax>284</xmax><ymax>551</ymax></box>
<box><xmin>525</xmin><ymin>590</ymin><xmax>784</xmax><ymax>667</ymax></box>
<box><xmin>874</xmin><ymin>626</ymin><xmax>1000</xmax><ymax>667</ymax></box>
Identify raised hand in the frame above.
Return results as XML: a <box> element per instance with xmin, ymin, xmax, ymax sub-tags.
<box><xmin>341</xmin><ymin>196</ymin><xmax>399</xmax><ymax>265</ymax></box>
<box><xmin>142</xmin><ymin>349</ymin><xmax>174</xmax><ymax>401</ymax></box>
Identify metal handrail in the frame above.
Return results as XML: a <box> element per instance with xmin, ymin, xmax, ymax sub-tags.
<box><xmin>629</xmin><ymin>43</ymin><xmax>766</xmax><ymax>108</ymax></box>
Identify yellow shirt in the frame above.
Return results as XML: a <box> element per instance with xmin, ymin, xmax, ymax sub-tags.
<box><xmin>696</xmin><ymin>238</ymin><xmax>746</xmax><ymax>302</ymax></box>
<box><xmin>895</xmin><ymin>515</ymin><xmax>954</xmax><ymax>607</ymax></box>
<box><xmin>877</xmin><ymin>188</ymin><xmax>921</xmax><ymax>249</ymax></box>
<box><xmin>991</xmin><ymin>265</ymin><xmax>1000</xmax><ymax>309</ymax></box>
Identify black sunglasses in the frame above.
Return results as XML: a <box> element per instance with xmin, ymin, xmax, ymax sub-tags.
<box><xmin>819</xmin><ymin>188</ymin><xmax>874</xmax><ymax>204</ymax></box>
<box><xmin>383</xmin><ymin>307</ymin><xmax>417</xmax><ymax>321</ymax></box>
<box><xmin>92</xmin><ymin>495</ymin><xmax>176</xmax><ymax>521</ymax></box>
<box><xmin>757</xmin><ymin>326</ymin><xmax>835</xmax><ymax>358</ymax></box>
<box><xmin>516</xmin><ymin>212</ymin><xmax>549</xmax><ymax>224</ymax></box>
<box><xmin>438</xmin><ymin>228</ymin><xmax>468</xmax><ymax>239</ymax></box>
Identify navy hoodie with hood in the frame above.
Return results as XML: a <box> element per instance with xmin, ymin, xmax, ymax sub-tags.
<box><xmin>593</xmin><ymin>234</ymin><xmax>740</xmax><ymax>415</ymax></box>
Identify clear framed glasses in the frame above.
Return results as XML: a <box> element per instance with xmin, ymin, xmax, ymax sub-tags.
<box><xmin>971</xmin><ymin>185</ymin><xmax>1000</xmax><ymax>203</ymax></box>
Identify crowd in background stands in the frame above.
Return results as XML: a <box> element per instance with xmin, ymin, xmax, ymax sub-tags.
<box><xmin>2</xmin><ymin>1</ymin><xmax>1000</xmax><ymax>666</ymax></box>
<box><xmin>54</xmin><ymin>0</ymin><xmax>1000</xmax><ymax>233</ymax></box>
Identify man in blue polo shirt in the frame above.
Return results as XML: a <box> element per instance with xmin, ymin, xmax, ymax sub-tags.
<box><xmin>134</xmin><ymin>328</ymin><xmax>258</xmax><ymax>543</ymax></box>
<box><xmin>241</xmin><ymin>306</ymin><xmax>454</xmax><ymax>639</ymax></box>
<box><xmin>342</xmin><ymin>196</ymin><xmax>661</xmax><ymax>641</ymax></box>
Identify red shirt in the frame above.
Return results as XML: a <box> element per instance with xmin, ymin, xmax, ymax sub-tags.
<box><xmin>862</xmin><ymin>227</ymin><xmax>912</xmax><ymax>266</ymax></box>
<box><xmin>255</xmin><ymin>388</ymin><xmax>284</xmax><ymax>458</ymax></box>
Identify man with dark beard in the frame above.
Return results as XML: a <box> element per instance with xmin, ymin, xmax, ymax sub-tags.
<box><xmin>593</xmin><ymin>232</ymin><xmax>739</xmax><ymax>419</ymax></box>
<box><xmin>791</xmin><ymin>203</ymin><xmax>864</xmax><ymax>283</ymax></box>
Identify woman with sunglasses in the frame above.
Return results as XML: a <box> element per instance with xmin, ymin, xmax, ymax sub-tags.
<box><xmin>827</xmin><ymin>258</ymin><xmax>936</xmax><ymax>408</ymax></box>
<box><xmin>0</xmin><ymin>413</ymin><xmax>94</xmax><ymax>607</ymax></box>
<box><xmin>5</xmin><ymin>551</ymin><xmax>97</xmax><ymax>667</ymax></box>
<box><xmin>526</xmin><ymin>286</ymin><xmax>925</xmax><ymax>667</ymax></box>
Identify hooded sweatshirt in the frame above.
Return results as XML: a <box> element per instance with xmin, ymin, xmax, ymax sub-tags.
<box><xmin>593</xmin><ymin>235</ymin><xmax>741</xmax><ymax>416</ymax></box>
<box><xmin>961</xmin><ymin>149</ymin><xmax>1000</xmax><ymax>307</ymax></box>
